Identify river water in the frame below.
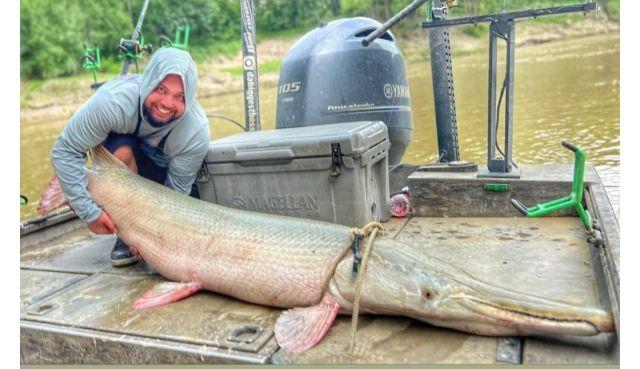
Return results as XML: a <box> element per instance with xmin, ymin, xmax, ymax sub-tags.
<box><xmin>20</xmin><ymin>32</ymin><xmax>619</xmax><ymax>221</ymax></box>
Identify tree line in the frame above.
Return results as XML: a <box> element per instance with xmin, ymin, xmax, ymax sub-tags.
<box><xmin>20</xmin><ymin>0</ymin><xmax>618</xmax><ymax>79</ymax></box>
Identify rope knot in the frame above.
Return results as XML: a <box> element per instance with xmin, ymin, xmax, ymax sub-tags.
<box><xmin>349</xmin><ymin>222</ymin><xmax>384</xmax><ymax>278</ymax></box>
<box><xmin>349</xmin><ymin>221</ymin><xmax>384</xmax><ymax>241</ymax></box>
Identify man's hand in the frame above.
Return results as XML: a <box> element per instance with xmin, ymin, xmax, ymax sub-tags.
<box><xmin>88</xmin><ymin>211</ymin><xmax>119</xmax><ymax>234</ymax></box>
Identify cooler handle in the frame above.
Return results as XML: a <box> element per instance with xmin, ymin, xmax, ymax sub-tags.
<box><xmin>234</xmin><ymin>148</ymin><xmax>295</xmax><ymax>162</ymax></box>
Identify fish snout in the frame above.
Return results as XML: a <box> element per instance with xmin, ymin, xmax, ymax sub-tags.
<box><xmin>457</xmin><ymin>291</ymin><xmax>615</xmax><ymax>336</ymax></box>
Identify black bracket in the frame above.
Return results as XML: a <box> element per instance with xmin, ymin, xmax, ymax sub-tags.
<box><xmin>351</xmin><ymin>234</ymin><xmax>363</xmax><ymax>278</ymax></box>
<box><xmin>330</xmin><ymin>143</ymin><xmax>344</xmax><ymax>177</ymax></box>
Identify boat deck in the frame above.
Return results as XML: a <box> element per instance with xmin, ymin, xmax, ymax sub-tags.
<box><xmin>20</xmin><ymin>215</ymin><xmax>617</xmax><ymax>364</ymax></box>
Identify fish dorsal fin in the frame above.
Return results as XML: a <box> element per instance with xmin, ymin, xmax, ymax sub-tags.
<box><xmin>275</xmin><ymin>292</ymin><xmax>342</xmax><ymax>353</ymax></box>
<box><xmin>90</xmin><ymin>144</ymin><xmax>130</xmax><ymax>171</ymax></box>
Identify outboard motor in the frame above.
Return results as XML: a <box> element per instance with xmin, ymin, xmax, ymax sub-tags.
<box><xmin>275</xmin><ymin>17</ymin><xmax>413</xmax><ymax>167</ymax></box>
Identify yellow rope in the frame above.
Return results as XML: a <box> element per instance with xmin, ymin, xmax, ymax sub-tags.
<box><xmin>347</xmin><ymin>221</ymin><xmax>384</xmax><ymax>354</ymax></box>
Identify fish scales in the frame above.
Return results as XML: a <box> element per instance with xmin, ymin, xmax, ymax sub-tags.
<box><xmin>87</xmin><ymin>148</ymin><xmax>353</xmax><ymax>308</ymax></box>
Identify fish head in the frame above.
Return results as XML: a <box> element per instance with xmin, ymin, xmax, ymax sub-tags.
<box><xmin>331</xmin><ymin>238</ymin><xmax>614</xmax><ymax>336</ymax></box>
<box><xmin>404</xmin><ymin>270</ymin><xmax>614</xmax><ymax>336</ymax></box>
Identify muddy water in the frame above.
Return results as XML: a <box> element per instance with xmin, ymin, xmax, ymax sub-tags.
<box><xmin>20</xmin><ymin>33</ymin><xmax>619</xmax><ymax>221</ymax></box>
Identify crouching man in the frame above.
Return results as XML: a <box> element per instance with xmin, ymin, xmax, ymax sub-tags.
<box><xmin>49</xmin><ymin>47</ymin><xmax>210</xmax><ymax>266</ymax></box>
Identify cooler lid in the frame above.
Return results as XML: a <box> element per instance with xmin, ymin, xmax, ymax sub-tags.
<box><xmin>205</xmin><ymin>121</ymin><xmax>388</xmax><ymax>163</ymax></box>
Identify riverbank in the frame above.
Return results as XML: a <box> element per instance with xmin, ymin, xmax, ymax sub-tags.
<box><xmin>20</xmin><ymin>14</ymin><xmax>618</xmax><ymax>126</ymax></box>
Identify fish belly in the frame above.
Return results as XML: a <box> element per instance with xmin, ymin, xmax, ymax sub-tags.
<box><xmin>89</xmin><ymin>168</ymin><xmax>354</xmax><ymax>308</ymax></box>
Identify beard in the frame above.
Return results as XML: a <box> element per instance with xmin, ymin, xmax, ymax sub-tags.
<box><xmin>143</xmin><ymin>106</ymin><xmax>176</xmax><ymax>127</ymax></box>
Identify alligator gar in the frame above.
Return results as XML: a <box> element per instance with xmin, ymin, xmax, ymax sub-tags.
<box><xmin>40</xmin><ymin>145</ymin><xmax>614</xmax><ymax>353</ymax></box>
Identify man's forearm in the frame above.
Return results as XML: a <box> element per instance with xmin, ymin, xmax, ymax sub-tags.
<box><xmin>51</xmin><ymin>137</ymin><xmax>103</xmax><ymax>223</ymax></box>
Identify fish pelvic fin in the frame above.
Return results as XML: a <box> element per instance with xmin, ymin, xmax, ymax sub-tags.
<box><xmin>90</xmin><ymin>144</ymin><xmax>130</xmax><ymax>171</ymax></box>
<box><xmin>275</xmin><ymin>292</ymin><xmax>342</xmax><ymax>353</ymax></box>
<box><xmin>133</xmin><ymin>281</ymin><xmax>203</xmax><ymax>310</ymax></box>
<box><xmin>36</xmin><ymin>175</ymin><xmax>70</xmax><ymax>216</ymax></box>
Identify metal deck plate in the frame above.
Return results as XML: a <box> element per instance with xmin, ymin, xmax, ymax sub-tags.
<box><xmin>20</xmin><ymin>227</ymin><xmax>283</xmax><ymax>364</ymax></box>
<box><xmin>379</xmin><ymin>217</ymin><xmax>409</xmax><ymax>238</ymax></box>
<box><xmin>395</xmin><ymin>217</ymin><xmax>616</xmax><ymax>364</ymax></box>
<box><xmin>20</xmin><ymin>216</ymin><xmax>616</xmax><ymax>364</ymax></box>
<box><xmin>20</xmin><ymin>228</ymin><xmax>153</xmax><ymax>275</ymax></box>
<box><xmin>21</xmin><ymin>273</ymin><xmax>280</xmax><ymax>363</ymax></box>
<box><xmin>21</xmin><ymin>269</ymin><xmax>88</xmax><ymax>311</ymax></box>
<box><xmin>272</xmin><ymin>315</ymin><xmax>499</xmax><ymax>364</ymax></box>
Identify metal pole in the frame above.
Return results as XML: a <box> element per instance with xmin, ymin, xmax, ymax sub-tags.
<box><xmin>422</xmin><ymin>2</ymin><xmax>598</xmax><ymax>29</ymax></box>
<box><xmin>428</xmin><ymin>0</ymin><xmax>460</xmax><ymax>162</ymax></box>
<box><xmin>483</xmin><ymin>20</ymin><xmax>519</xmax><ymax>177</ymax></box>
<box><xmin>120</xmin><ymin>0</ymin><xmax>150</xmax><ymax>76</ymax></box>
<box><xmin>423</xmin><ymin>1</ymin><xmax>597</xmax><ymax>177</ymax></box>
<box><xmin>504</xmin><ymin>21</ymin><xmax>515</xmax><ymax>172</ymax></box>
<box><xmin>487</xmin><ymin>23</ymin><xmax>498</xmax><ymax>168</ymax></box>
<box><xmin>241</xmin><ymin>0</ymin><xmax>261</xmax><ymax>131</ymax></box>
<box><xmin>361</xmin><ymin>0</ymin><xmax>429</xmax><ymax>46</ymax></box>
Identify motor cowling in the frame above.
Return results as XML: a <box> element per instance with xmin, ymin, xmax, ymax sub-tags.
<box><xmin>275</xmin><ymin>17</ymin><xmax>413</xmax><ymax>167</ymax></box>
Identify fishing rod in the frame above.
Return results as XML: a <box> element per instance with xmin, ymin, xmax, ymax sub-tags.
<box><xmin>82</xmin><ymin>0</ymin><xmax>152</xmax><ymax>89</ymax></box>
<box><xmin>240</xmin><ymin>0</ymin><xmax>261</xmax><ymax>131</ymax></box>
<box><xmin>362</xmin><ymin>0</ymin><xmax>430</xmax><ymax>46</ymax></box>
<box><xmin>120</xmin><ymin>0</ymin><xmax>151</xmax><ymax>76</ymax></box>
<box><xmin>207</xmin><ymin>114</ymin><xmax>247</xmax><ymax>132</ymax></box>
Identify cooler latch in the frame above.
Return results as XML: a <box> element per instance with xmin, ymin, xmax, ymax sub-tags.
<box><xmin>330</xmin><ymin>143</ymin><xmax>344</xmax><ymax>177</ymax></box>
<box><xmin>196</xmin><ymin>162</ymin><xmax>210</xmax><ymax>183</ymax></box>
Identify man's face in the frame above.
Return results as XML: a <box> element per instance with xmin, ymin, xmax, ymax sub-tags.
<box><xmin>143</xmin><ymin>74</ymin><xmax>186</xmax><ymax>125</ymax></box>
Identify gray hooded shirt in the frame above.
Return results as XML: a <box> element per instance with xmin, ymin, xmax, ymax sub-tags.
<box><xmin>51</xmin><ymin>47</ymin><xmax>210</xmax><ymax>223</ymax></box>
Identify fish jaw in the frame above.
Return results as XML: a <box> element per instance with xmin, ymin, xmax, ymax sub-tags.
<box><xmin>410</xmin><ymin>286</ymin><xmax>614</xmax><ymax>336</ymax></box>
<box><xmin>329</xmin><ymin>238</ymin><xmax>614</xmax><ymax>337</ymax></box>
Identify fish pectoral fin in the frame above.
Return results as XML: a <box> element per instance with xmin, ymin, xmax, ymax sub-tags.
<box><xmin>275</xmin><ymin>292</ymin><xmax>342</xmax><ymax>353</ymax></box>
<box><xmin>133</xmin><ymin>281</ymin><xmax>203</xmax><ymax>310</ymax></box>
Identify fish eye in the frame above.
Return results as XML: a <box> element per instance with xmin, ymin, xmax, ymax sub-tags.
<box><xmin>421</xmin><ymin>289</ymin><xmax>433</xmax><ymax>300</ymax></box>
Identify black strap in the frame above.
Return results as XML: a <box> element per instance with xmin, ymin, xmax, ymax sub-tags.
<box><xmin>157</xmin><ymin>128</ymin><xmax>174</xmax><ymax>150</ymax></box>
<box><xmin>134</xmin><ymin>98</ymin><xmax>143</xmax><ymax>136</ymax></box>
<box><xmin>351</xmin><ymin>234</ymin><xmax>362</xmax><ymax>278</ymax></box>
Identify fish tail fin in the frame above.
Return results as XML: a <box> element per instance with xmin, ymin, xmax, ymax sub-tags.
<box><xmin>36</xmin><ymin>175</ymin><xmax>70</xmax><ymax>216</ymax></box>
<box><xmin>275</xmin><ymin>292</ymin><xmax>342</xmax><ymax>353</ymax></box>
<box><xmin>90</xmin><ymin>144</ymin><xmax>130</xmax><ymax>171</ymax></box>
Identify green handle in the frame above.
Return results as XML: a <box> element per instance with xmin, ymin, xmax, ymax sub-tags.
<box><xmin>510</xmin><ymin>141</ymin><xmax>591</xmax><ymax>230</ymax></box>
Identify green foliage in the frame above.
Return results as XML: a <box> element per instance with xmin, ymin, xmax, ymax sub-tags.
<box><xmin>21</xmin><ymin>0</ymin><xmax>83</xmax><ymax>78</ymax></box>
<box><xmin>255</xmin><ymin>0</ymin><xmax>332</xmax><ymax>32</ymax></box>
<box><xmin>600</xmin><ymin>0</ymin><xmax>620</xmax><ymax>21</ymax></box>
<box><xmin>461</xmin><ymin>24</ymin><xmax>487</xmax><ymax>38</ymax></box>
<box><xmin>450</xmin><ymin>0</ymin><xmax>618</xmax><ymax>17</ymax></box>
<box><xmin>20</xmin><ymin>0</ymin><xmax>242</xmax><ymax>79</ymax></box>
<box><xmin>21</xmin><ymin>0</ymin><xmax>131</xmax><ymax>79</ymax></box>
<box><xmin>20</xmin><ymin>0</ymin><xmax>619</xmax><ymax>80</ymax></box>
<box><xmin>189</xmin><ymin>39</ymin><xmax>243</xmax><ymax>63</ymax></box>
<box><xmin>140</xmin><ymin>0</ymin><xmax>240</xmax><ymax>45</ymax></box>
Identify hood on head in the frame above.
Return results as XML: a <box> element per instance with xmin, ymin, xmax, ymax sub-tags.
<box><xmin>139</xmin><ymin>47</ymin><xmax>199</xmax><ymax>121</ymax></box>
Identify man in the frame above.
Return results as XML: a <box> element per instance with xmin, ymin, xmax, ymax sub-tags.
<box><xmin>51</xmin><ymin>47</ymin><xmax>210</xmax><ymax>266</ymax></box>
